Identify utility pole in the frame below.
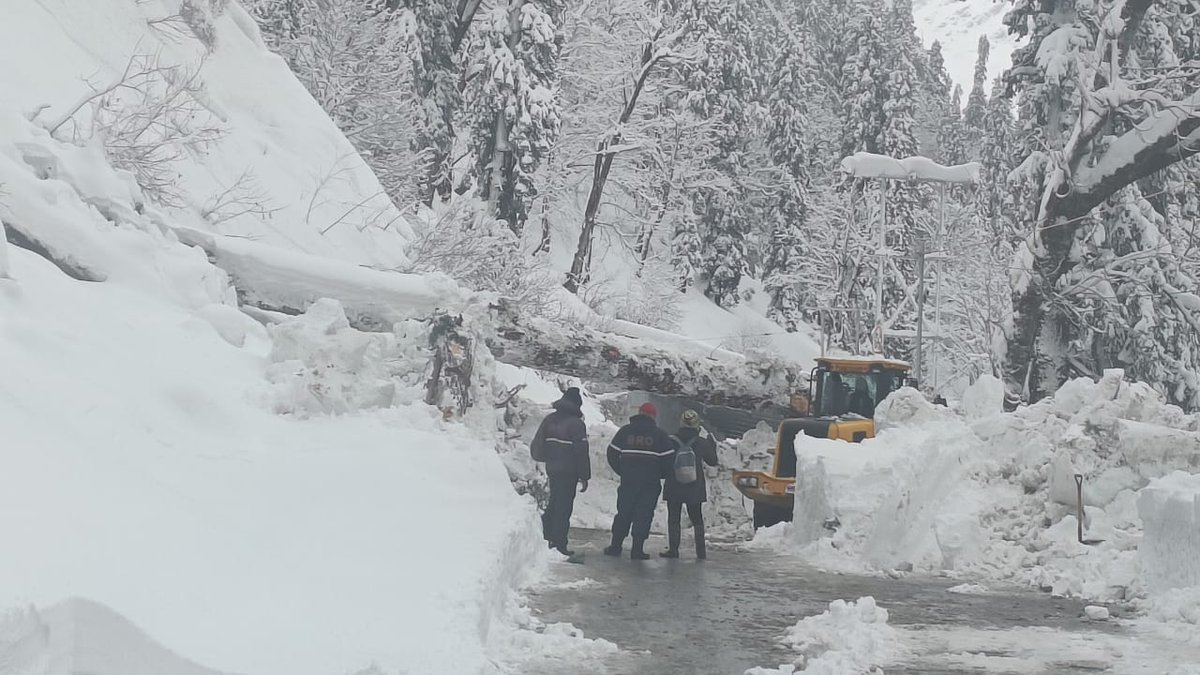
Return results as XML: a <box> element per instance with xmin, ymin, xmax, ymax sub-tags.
<box><xmin>914</xmin><ymin>240</ymin><xmax>926</xmax><ymax>389</ymax></box>
<box><xmin>876</xmin><ymin>179</ymin><xmax>887</xmax><ymax>355</ymax></box>
<box><xmin>933</xmin><ymin>184</ymin><xmax>945</xmax><ymax>393</ymax></box>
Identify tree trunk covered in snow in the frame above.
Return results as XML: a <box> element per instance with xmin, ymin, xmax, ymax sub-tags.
<box><xmin>178</xmin><ymin>228</ymin><xmax>802</xmax><ymax>410</ymax></box>
<box><xmin>486</xmin><ymin>300</ymin><xmax>804</xmax><ymax>409</ymax></box>
<box><xmin>564</xmin><ymin>28</ymin><xmax>674</xmax><ymax>294</ymax></box>
<box><xmin>1001</xmin><ymin>0</ymin><xmax>1200</xmax><ymax>405</ymax></box>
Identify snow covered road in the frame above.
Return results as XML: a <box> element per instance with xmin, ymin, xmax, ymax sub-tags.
<box><xmin>512</xmin><ymin>529</ymin><xmax>1200</xmax><ymax>674</ymax></box>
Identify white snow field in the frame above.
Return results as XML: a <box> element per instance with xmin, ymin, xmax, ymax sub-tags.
<box><xmin>0</xmin><ymin>1</ymin><xmax>578</xmax><ymax>674</ymax></box>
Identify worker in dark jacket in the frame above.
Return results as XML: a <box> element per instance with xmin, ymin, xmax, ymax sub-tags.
<box><xmin>661</xmin><ymin>409</ymin><xmax>719</xmax><ymax>559</ymax></box>
<box><xmin>531</xmin><ymin>387</ymin><xmax>590</xmax><ymax>556</ymax></box>
<box><xmin>603</xmin><ymin>402</ymin><xmax>675</xmax><ymax>560</ymax></box>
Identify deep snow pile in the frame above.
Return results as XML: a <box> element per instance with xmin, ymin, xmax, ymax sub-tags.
<box><xmin>0</xmin><ymin>246</ymin><xmax>550</xmax><ymax>675</ymax></box>
<box><xmin>753</xmin><ymin>371</ymin><xmax>1200</xmax><ymax>610</ymax></box>
<box><xmin>745</xmin><ymin>597</ymin><xmax>903</xmax><ymax>675</ymax></box>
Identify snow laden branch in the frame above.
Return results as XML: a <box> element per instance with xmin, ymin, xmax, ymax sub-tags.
<box><xmin>1054</xmin><ymin>91</ymin><xmax>1200</xmax><ymax>220</ymax></box>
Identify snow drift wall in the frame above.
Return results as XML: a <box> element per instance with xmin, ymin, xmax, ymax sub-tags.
<box><xmin>1139</xmin><ymin>471</ymin><xmax>1200</xmax><ymax>593</ymax></box>
<box><xmin>767</xmin><ymin>370</ymin><xmax>1200</xmax><ymax>604</ymax></box>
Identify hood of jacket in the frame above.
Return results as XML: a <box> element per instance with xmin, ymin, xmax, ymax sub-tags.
<box><xmin>552</xmin><ymin>397</ymin><xmax>583</xmax><ymax>417</ymax></box>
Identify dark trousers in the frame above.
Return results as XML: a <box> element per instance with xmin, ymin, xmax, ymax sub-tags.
<box><xmin>542</xmin><ymin>473</ymin><xmax>577</xmax><ymax>549</ymax></box>
<box><xmin>667</xmin><ymin>500</ymin><xmax>706</xmax><ymax>556</ymax></box>
<box><xmin>610</xmin><ymin>479</ymin><xmax>661</xmax><ymax>550</ymax></box>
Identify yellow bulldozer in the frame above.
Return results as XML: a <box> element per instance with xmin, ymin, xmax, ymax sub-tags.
<box><xmin>732</xmin><ymin>356</ymin><xmax>912</xmax><ymax>529</ymax></box>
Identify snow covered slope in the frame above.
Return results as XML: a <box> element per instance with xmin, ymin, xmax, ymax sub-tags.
<box><xmin>912</xmin><ymin>0</ymin><xmax>1016</xmax><ymax>90</ymax></box>
<box><xmin>1</xmin><ymin>0</ymin><xmax>412</xmax><ymax>268</ymax></box>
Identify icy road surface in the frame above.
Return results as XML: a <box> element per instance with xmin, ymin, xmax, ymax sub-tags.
<box><xmin>514</xmin><ymin>529</ymin><xmax>1196</xmax><ymax>674</ymax></box>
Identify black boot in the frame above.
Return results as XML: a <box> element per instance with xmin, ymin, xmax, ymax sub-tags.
<box><xmin>631</xmin><ymin>540</ymin><xmax>650</xmax><ymax>560</ymax></box>
<box><xmin>603</xmin><ymin>544</ymin><xmax>622</xmax><ymax>557</ymax></box>
<box><xmin>693</xmin><ymin>505</ymin><xmax>707</xmax><ymax>559</ymax></box>
<box><xmin>555</xmin><ymin>545</ymin><xmax>576</xmax><ymax>557</ymax></box>
<box><xmin>659</xmin><ymin>549</ymin><xmax>679</xmax><ymax>559</ymax></box>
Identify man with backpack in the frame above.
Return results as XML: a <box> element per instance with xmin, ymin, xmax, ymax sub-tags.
<box><xmin>603</xmin><ymin>401</ymin><xmax>675</xmax><ymax>560</ymax></box>
<box><xmin>530</xmin><ymin>387</ymin><xmax>590</xmax><ymax>557</ymax></box>
<box><xmin>662</xmin><ymin>409</ymin><xmax>719</xmax><ymax>559</ymax></box>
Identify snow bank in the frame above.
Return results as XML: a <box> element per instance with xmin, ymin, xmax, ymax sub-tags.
<box><xmin>756</xmin><ymin>369</ymin><xmax>1200</xmax><ymax>607</ymax></box>
<box><xmin>0</xmin><ymin>248</ymin><xmax>544</xmax><ymax>675</ymax></box>
<box><xmin>746</xmin><ymin>597</ymin><xmax>903</xmax><ymax>675</ymax></box>
<box><xmin>1138</xmin><ymin>471</ymin><xmax>1200</xmax><ymax>593</ymax></box>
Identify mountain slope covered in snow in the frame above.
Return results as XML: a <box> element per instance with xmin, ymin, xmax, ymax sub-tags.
<box><xmin>912</xmin><ymin>0</ymin><xmax>1015</xmax><ymax>90</ymax></box>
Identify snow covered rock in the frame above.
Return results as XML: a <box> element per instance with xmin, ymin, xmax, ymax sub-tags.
<box><xmin>1084</xmin><ymin>605</ymin><xmax>1111</xmax><ymax>621</ymax></box>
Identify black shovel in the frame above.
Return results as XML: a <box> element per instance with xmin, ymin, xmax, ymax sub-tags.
<box><xmin>1074</xmin><ymin>474</ymin><xmax>1105</xmax><ymax>545</ymax></box>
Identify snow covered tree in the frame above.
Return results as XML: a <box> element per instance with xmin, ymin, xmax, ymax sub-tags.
<box><xmin>963</xmin><ymin>36</ymin><xmax>990</xmax><ymax>132</ymax></box>
<box><xmin>670</xmin><ymin>0</ymin><xmax>774</xmax><ymax>307</ymax></box>
<box><xmin>462</xmin><ymin>0</ymin><xmax>565</xmax><ymax>235</ymax></box>
<box><xmin>975</xmin><ymin>77</ymin><xmax>1018</xmax><ymax>245</ymax></box>
<box><xmin>246</xmin><ymin>0</ymin><xmax>423</xmax><ymax>206</ymax></box>
<box><xmin>838</xmin><ymin>1</ymin><xmax>887</xmax><ymax>157</ymax></box>
<box><xmin>1001</xmin><ymin>0</ymin><xmax>1200</xmax><ymax>408</ymax></box>
<box><xmin>401</xmin><ymin>0</ymin><xmax>461</xmax><ymax>203</ymax></box>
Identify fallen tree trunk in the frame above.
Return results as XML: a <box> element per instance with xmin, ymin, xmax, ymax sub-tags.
<box><xmin>177</xmin><ymin>228</ymin><xmax>804</xmax><ymax>409</ymax></box>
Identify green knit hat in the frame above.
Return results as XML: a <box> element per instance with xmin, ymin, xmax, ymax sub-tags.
<box><xmin>682</xmin><ymin>409</ymin><xmax>701</xmax><ymax>428</ymax></box>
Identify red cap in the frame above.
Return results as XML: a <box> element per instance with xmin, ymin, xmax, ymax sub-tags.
<box><xmin>638</xmin><ymin>402</ymin><xmax>658</xmax><ymax>417</ymax></box>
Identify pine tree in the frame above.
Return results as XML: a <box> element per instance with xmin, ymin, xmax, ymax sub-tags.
<box><xmin>878</xmin><ymin>0</ymin><xmax>922</xmax><ymax>242</ymax></box>
<box><xmin>403</xmin><ymin>0</ymin><xmax>460</xmax><ymax>203</ymax></box>
<box><xmin>462</xmin><ymin>0</ymin><xmax>565</xmax><ymax>235</ymax></box>
<box><xmin>762</xmin><ymin>29</ymin><xmax>818</xmax><ymax>330</ymax></box>
<box><xmin>937</xmin><ymin>85</ymin><xmax>968</xmax><ymax>166</ymax></box>
<box><xmin>963</xmin><ymin>36</ymin><xmax>989</xmax><ymax>132</ymax></box>
<box><xmin>672</xmin><ymin>0</ymin><xmax>773</xmax><ymax>307</ymax></box>
<box><xmin>838</xmin><ymin>1</ymin><xmax>886</xmax><ymax>157</ymax></box>
<box><xmin>975</xmin><ymin>77</ymin><xmax>1017</xmax><ymax>245</ymax></box>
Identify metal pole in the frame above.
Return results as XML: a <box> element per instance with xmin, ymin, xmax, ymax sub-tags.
<box><xmin>933</xmin><ymin>183</ymin><xmax>945</xmax><ymax>393</ymax></box>
<box><xmin>876</xmin><ymin>179</ymin><xmax>887</xmax><ymax>355</ymax></box>
<box><xmin>914</xmin><ymin>240</ymin><xmax>926</xmax><ymax>389</ymax></box>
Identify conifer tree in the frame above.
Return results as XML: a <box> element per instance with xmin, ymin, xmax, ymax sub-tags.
<box><xmin>462</xmin><ymin>0</ymin><xmax>565</xmax><ymax>235</ymax></box>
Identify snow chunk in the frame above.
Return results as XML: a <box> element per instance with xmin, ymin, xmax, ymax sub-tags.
<box><xmin>961</xmin><ymin>374</ymin><xmax>1004</xmax><ymax>421</ymax></box>
<box><xmin>1138</xmin><ymin>471</ymin><xmax>1200</xmax><ymax>593</ymax></box>
<box><xmin>947</xmin><ymin>583</ymin><xmax>990</xmax><ymax>595</ymax></box>
<box><xmin>1084</xmin><ymin>605</ymin><xmax>1111</xmax><ymax>621</ymax></box>
<box><xmin>874</xmin><ymin>387</ymin><xmax>943</xmax><ymax>430</ymax></box>
<box><xmin>747</xmin><ymin>597</ymin><xmax>903</xmax><ymax>674</ymax></box>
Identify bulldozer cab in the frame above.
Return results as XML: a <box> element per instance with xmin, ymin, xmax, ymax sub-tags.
<box><xmin>806</xmin><ymin>357</ymin><xmax>910</xmax><ymax>419</ymax></box>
